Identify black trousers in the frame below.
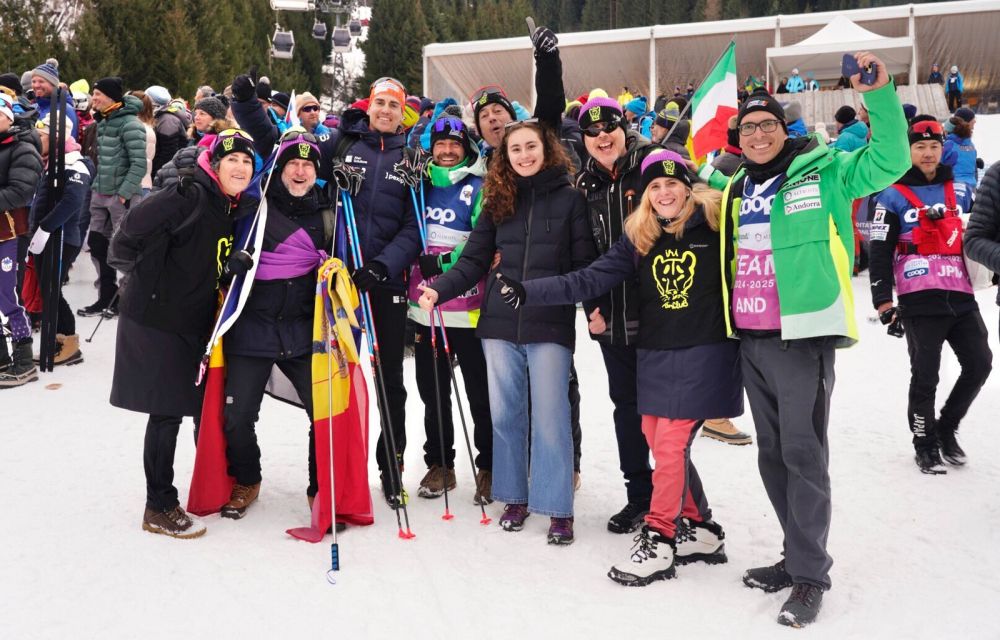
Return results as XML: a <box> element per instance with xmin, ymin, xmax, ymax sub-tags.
<box><xmin>56</xmin><ymin>244</ymin><xmax>80</xmax><ymax>335</ymax></box>
<box><xmin>905</xmin><ymin>311</ymin><xmax>992</xmax><ymax>450</ymax></box>
<box><xmin>947</xmin><ymin>90</ymin><xmax>962</xmax><ymax>112</ymax></box>
<box><xmin>87</xmin><ymin>231</ymin><xmax>118</xmax><ymax>306</ymax></box>
<box><xmin>600</xmin><ymin>342</ymin><xmax>653</xmax><ymax>504</ymax></box>
<box><xmin>415</xmin><ymin>325</ymin><xmax>493</xmax><ymax>470</ymax></box>
<box><xmin>144</xmin><ymin>414</ymin><xmax>199</xmax><ymax>511</ymax></box>
<box><xmin>368</xmin><ymin>287</ymin><xmax>409</xmax><ymax>473</ymax></box>
<box><xmin>223</xmin><ymin>352</ymin><xmax>314</xmax><ymax>487</ymax></box>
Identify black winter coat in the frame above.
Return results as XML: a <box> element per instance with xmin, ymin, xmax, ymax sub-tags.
<box><xmin>152</xmin><ymin>145</ymin><xmax>199</xmax><ymax>191</ymax></box>
<box><xmin>109</xmin><ymin>164</ymin><xmax>257</xmax><ymax>416</ymax></box>
<box><xmin>965</xmin><ymin>161</ymin><xmax>1000</xmax><ymax>305</ymax></box>
<box><xmin>431</xmin><ymin>167</ymin><xmax>596</xmax><ymax>350</ymax></box>
<box><xmin>223</xmin><ymin>179</ymin><xmax>330</xmax><ymax>360</ymax></box>
<box><xmin>152</xmin><ymin>107</ymin><xmax>190</xmax><ymax>179</ymax></box>
<box><xmin>0</xmin><ymin>124</ymin><xmax>43</xmax><ymax>213</ymax></box>
<box><xmin>575</xmin><ymin>131</ymin><xmax>660</xmax><ymax>347</ymax></box>
<box><xmin>522</xmin><ymin>210</ymin><xmax>742</xmax><ymax>419</ymax></box>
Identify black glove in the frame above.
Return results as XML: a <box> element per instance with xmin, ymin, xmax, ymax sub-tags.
<box><xmin>879</xmin><ymin>305</ymin><xmax>904</xmax><ymax>338</ymax></box>
<box><xmin>496</xmin><ymin>272</ymin><xmax>525</xmax><ymax>309</ymax></box>
<box><xmin>225</xmin><ymin>249</ymin><xmax>254</xmax><ymax>277</ymax></box>
<box><xmin>393</xmin><ymin>152</ymin><xmax>428</xmax><ymax>190</ymax></box>
<box><xmin>352</xmin><ymin>261</ymin><xmax>388</xmax><ymax>292</ymax></box>
<box><xmin>418</xmin><ymin>253</ymin><xmax>443</xmax><ymax>278</ymax></box>
<box><xmin>331</xmin><ymin>160</ymin><xmax>365</xmax><ymax>196</ymax></box>
<box><xmin>232</xmin><ymin>74</ymin><xmax>255</xmax><ymax>103</ymax></box>
<box><xmin>530</xmin><ymin>26</ymin><xmax>558</xmax><ymax>55</ymax></box>
<box><xmin>977</xmin><ymin>157</ymin><xmax>985</xmax><ymax>170</ymax></box>
<box><xmin>256</xmin><ymin>76</ymin><xmax>272</xmax><ymax>102</ymax></box>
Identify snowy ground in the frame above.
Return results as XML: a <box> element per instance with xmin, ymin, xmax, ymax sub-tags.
<box><xmin>5</xmin><ymin>115</ymin><xmax>1000</xmax><ymax>639</ymax></box>
<box><xmin>3</xmin><ymin>263</ymin><xmax>1000</xmax><ymax>639</ymax></box>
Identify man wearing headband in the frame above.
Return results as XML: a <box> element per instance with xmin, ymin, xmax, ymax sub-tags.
<box><xmin>709</xmin><ymin>52</ymin><xmax>909</xmax><ymax>627</ymax></box>
<box><xmin>868</xmin><ymin>115</ymin><xmax>989</xmax><ymax>476</ymax></box>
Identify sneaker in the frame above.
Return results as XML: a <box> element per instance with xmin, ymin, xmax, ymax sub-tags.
<box><xmin>221</xmin><ymin>482</ymin><xmax>261</xmax><ymax>519</ymax></box>
<box><xmin>380</xmin><ymin>469</ymin><xmax>408</xmax><ymax>509</ymax></box>
<box><xmin>498</xmin><ymin>503</ymin><xmax>529</xmax><ymax>532</ymax></box>
<box><xmin>547</xmin><ymin>517</ymin><xmax>575</xmax><ymax>545</ymax></box>
<box><xmin>675</xmin><ymin>517</ymin><xmax>728</xmax><ymax>565</ymax></box>
<box><xmin>743</xmin><ymin>559</ymin><xmax>794</xmax><ymax>593</ymax></box>
<box><xmin>608</xmin><ymin>525</ymin><xmax>676</xmax><ymax>586</ymax></box>
<box><xmin>417</xmin><ymin>465</ymin><xmax>456</xmax><ymax>499</ymax></box>
<box><xmin>939</xmin><ymin>431</ymin><xmax>967</xmax><ymax>466</ymax></box>
<box><xmin>142</xmin><ymin>506</ymin><xmax>206</xmax><ymax>539</ymax></box>
<box><xmin>777</xmin><ymin>583</ymin><xmax>825</xmax><ymax>628</ymax></box>
<box><xmin>607</xmin><ymin>501</ymin><xmax>650</xmax><ymax>534</ymax></box>
<box><xmin>473</xmin><ymin>469</ymin><xmax>493</xmax><ymax>505</ymax></box>
<box><xmin>915</xmin><ymin>448</ymin><xmax>947</xmax><ymax>475</ymax></box>
<box><xmin>77</xmin><ymin>301</ymin><xmax>109</xmax><ymax>317</ymax></box>
<box><xmin>701</xmin><ymin>418</ymin><xmax>753</xmax><ymax>445</ymax></box>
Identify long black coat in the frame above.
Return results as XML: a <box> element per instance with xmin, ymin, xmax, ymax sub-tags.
<box><xmin>431</xmin><ymin>167</ymin><xmax>596</xmax><ymax>350</ymax></box>
<box><xmin>965</xmin><ymin>161</ymin><xmax>1000</xmax><ymax>305</ymax></box>
<box><xmin>109</xmin><ymin>161</ymin><xmax>258</xmax><ymax>417</ymax></box>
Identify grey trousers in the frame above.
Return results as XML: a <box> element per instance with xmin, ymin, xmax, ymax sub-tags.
<box><xmin>741</xmin><ymin>334</ymin><xmax>836</xmax><ymax>590</ymax></box>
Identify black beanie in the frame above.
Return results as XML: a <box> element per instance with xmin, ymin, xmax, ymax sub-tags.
<box><xmin>0</xmin><ymin>73</ymin><xmax>22</xmax><ymax>98</ymax></box>
<box><xmin>738</xmin><ymin>88</ymin><xmax>785</xmax><ymax>128</ymax></box>
<box><xmin>908</xmin><ymin>114</ymin><xmax>944</xmax><ymax>145</ymax></box>
<box><xmin>472</xmin><ymin>87</ymin><xmax>516</xmax><ymax>125</ymax></box>
<box><xmin>834</xmin><ymin>105</ymin><xmax>856</xmax><ymax>125</ymax></box>
<box><xmin>94</xmin><ymin>77</ymin><xmax>124</xmax><ymax>103</ymax></box>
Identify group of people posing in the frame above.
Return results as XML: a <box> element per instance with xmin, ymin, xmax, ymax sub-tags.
<box><xmin>3</xmin><ymin>24</ymin><xmax>999</xmax><ymax>630</ymax></box>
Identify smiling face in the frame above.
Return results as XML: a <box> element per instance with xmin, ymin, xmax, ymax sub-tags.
<box><xmin>217</xmin><ymin>152</ymin><xmax>254</xmax><ymax>196</ymax></box>
<box><xmin>299</xmin><ymin>104</ymin><xmax>321</xmax><ymax>130</ymax></box>
<box><xmin>90</xmin><ymin>89</ymin><xmax>113</xmax><ymax>113</ymax></box>
<box><xmin>31</xmin><ymin>75</ymin><xmax>53</xmax><ymax>99</ymax></box>
<box><xmin>739</xmin><ymin>111</ymin><xmax>787</xmax><ymax>165</ymax></box>
<box><xmin>506</xmin><ymin>127</ymin><xmax>544</xmax><ymax>177</ymax></box>
<box><xmin>646</xmin><ymin>177</ymin><xmax>689</xmax><ymax>220</ymax></box>
<box><xmin>193</xmin><ymin>109</ymin><xmax>215</xmax><ymax>133</ymax></box>
<box><xmin>477</xmin><ymin>103</ymin><xmax>513</xmax><ymax>149</ymax></box>
<box><xmin>433</xmin><ymin>139</ymin><xmax>465</xmax><ymax>168</ymax></box>
<box><xmin>281</xmin><ymin>158</ymin><xmax>317</xmax><ymax>197</ymax></box>
<box><xmin>368</xmin><ymin>96</ymin><xmax>402</xmax><ymax>134</ymax></box>
<box><xmin>583</xmin><ymin>121</ymin><xmax>627</xmax><ymax>171</ymax></box>
<box><xmin>910</xmin><ymin>140</ymin><xmax>942</xmax><ymax>180</ymax></box>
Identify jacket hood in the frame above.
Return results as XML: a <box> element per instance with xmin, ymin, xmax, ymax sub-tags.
<box><xmin>840</xmin><ymin>120</ymin><xmax>868</xmax><ymax>138</ymax></box>
<box><xmin>106</xmin><ymin>94</ymin><xmax>142</xmax><ymax>119</ymax></box>
<box><xmin>666</xmin><ymin>119</ymin><xmax>690</xmax><ymax>145</ymax></box>
<box><xmin>428</xmin><ymin>145</ymin><xmax>486</xmax><ymax>185</ymax></box>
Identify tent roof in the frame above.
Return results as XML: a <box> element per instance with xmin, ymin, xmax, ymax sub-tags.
<box><xmin>766</xmin><ymin>16</ymin><xmax>914</xmax><ymax>79</ymax></box>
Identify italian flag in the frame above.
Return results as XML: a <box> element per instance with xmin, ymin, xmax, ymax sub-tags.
<box><xmin>690</xmin><ymin>42</ymin><xmax>738</xmax><ymax>158</ymax></box>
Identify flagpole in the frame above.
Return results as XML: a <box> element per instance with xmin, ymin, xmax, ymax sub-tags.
<box><xmin>662</xmin><ymin>39</ymin><xmax>736</xmax><ymax>146</ymax></box>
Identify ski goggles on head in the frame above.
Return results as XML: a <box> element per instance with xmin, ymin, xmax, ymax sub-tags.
<box><xmin>276</xmin><ymin>126</ymin><xmax>321</xmax><ymax>166</ymax></box>
<box><xmin>279</xmin><ymin>126</ymin><xmax>317</xmax><ymax>145</ymax></box>
<box><xmin>582</xmin><ymin>118</ymin><xmax>623</xmax><ymax>137</ymax></box>
<box><xmin>469</xmin><ymin>85</ymin><xmax>507</xmax><ymax>106</ymax></box>
<box><xmin>212</xmin><ymin>128</ymin><xmax>256</xmax><ymax>161</ymax></box>
<box><xmin>503</xmin><ymin>117</ymin><xmax>539</xmax><ymax>131</ymax></box>
<box><xmin>908</xmin><ymin>119</ymin><xmax>944</xmax><ymax>144</ymax></box>
<box><xmin>433</xmin><ymin>116</ymin><xmax>467</xmax><ymax>133</ymax></box>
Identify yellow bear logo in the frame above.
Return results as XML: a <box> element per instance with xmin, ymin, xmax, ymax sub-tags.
<box><xmin>661</xmin><ymin>159</ymin><xmax>675</xmax><ymax>175</ymax></box>
<box><xmin>222</xmin><ymin>137</ymin><xmax>235</xmax><ymax>152</ymax></box>
<box><xmin>298</xmin><ymin>143</ymin><xmax>311</xmax><ymax>159</ymax></box>
<box><xmin>588</xmin><ymin>106</ymin><xmax>602</xmax><ymax>122</ymax></box>
<box><xmin>652</xmin><ymin>249</ymin><xmax>696</xmax><ymax>310</ymax></box>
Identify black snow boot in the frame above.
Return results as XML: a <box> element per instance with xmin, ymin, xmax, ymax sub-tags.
<box><xmin>743</xmin><ymin>558</ymin><xmax>794</xmax><ymax>593</ymax></box>
<box><xmin>915</xmin><ymin>447</ymin><xmax>947</xmax><ymax>475</ymax></box>
<box><xmin>0</xmin><ymin>334</ymin><xmax>10</xmax><ymax>374</ymax></box>
<box><xmin>607</xmin><ymin>500</ymin><xmax>651</xmax><ymax>534</ymax></box>
<box><xmin>0</xmin><ymin>338</ymin><xmax>38</xmax><ymax>389</ymax></box>
<box><xmin>938</xmin><ymin>428</ymin><xmax>967</xmax><ymax>466</ymax></box>
<box><xmin>777</xmin><ymin>583</ymin><xmax>825</xmax><ymax>628</ymax></box>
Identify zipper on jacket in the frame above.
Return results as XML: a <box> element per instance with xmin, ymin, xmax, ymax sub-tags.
<box><xmin>518</xmin><ymin>189</ymin><xmax>536</xmax><ymax>343</ymax></box>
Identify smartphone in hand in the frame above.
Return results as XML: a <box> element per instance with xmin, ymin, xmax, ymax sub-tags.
<box><xmin>841</xmin><ymin>53</ymin><xmax>877</xmax><ymax>86</ymax></box>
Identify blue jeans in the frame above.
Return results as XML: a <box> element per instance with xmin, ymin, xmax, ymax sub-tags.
<box><xmin>483</xmin><ymin>339</ymin><xmax>574</xmax><ymax>517</ymax></box>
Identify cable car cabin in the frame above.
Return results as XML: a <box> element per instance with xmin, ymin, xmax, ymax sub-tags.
<box><xmin>312</xmin><ymin>20</ymin><xmax>327</xmax><ymax>40</ymax></box>
<box><xmin>269</xmin><ymin>0</ymin><xmax>313</xmax><ymax>10</ymax></box>
<box><xmin>348</xmin><ymin>19</ymin><xmax>361</xmax><ymax>36</ymax></box>
<box><xmin>271</xmin><ymin>28</ymin><xmax>295</xmax><ymax>60</ymax></box>
<box><xmin>331</xmin><ymin>27</ymin><xmax>351</xmax><ymax>53</ymax></box>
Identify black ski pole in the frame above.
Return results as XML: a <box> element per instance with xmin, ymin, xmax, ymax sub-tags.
<box><xmin>428</xmin><ymin>311</ymin><xmax>453</xmax><ymax>519</ymax></box>
<box><xmin>84</xmin><ymin>289</ymin><xmax>120</xmax><ymax>343</ymax></box>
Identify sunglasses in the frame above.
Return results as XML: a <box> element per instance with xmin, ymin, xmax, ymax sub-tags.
<box><xmin>582</xmin><ymin>118</ymin><xmax>622</xmax><ymax>138</ymax></box>
<box><xmin>738</xmin><ymin>119</ymin><xmax>782</xmax><ymax>136</ymax></box>
<box><xmin>299</xmin><ymin>105</ymin><xmax>320</xmax><ymax>113</ymax></box>
<box><xmin>504</xmin><ymin>117</ymin><xmax>539</xmax><ymax>131</ymax></box>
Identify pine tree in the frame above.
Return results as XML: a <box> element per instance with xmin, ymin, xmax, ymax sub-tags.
<box><xmin>580</xmin><ymin>0</ymin><xmax>611</xmax><ymax>30</ymax></box>
<box><xmin>362</xmin><ymin>0</ymin><xmax>432</xmax><ymax>95</ymax></box>
<box><xmin>0</xmin><ymin>0</ymin><xmax>66</xmax><ymax>74</ymax></box>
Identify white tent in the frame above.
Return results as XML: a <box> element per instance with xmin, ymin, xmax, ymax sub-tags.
<box><xmin>766</xmin><ymin>15</ymin><xmax>915</xmax><ymax>85</ymax></box>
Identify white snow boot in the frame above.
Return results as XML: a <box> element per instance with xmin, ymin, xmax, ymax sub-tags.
<box><xmin>608</xmin><ymin>525</ymin><xmax>676</xmax><ymax>587</ymax></box>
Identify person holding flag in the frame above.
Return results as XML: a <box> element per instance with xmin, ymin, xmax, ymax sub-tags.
<box><xmin>108</xmin><ymin>129</ymin><xmax>258</xmax><ymax>538</ymax></box>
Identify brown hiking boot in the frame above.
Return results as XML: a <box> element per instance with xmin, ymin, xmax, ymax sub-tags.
<box><xmin>53</xmin><ymin>334</ymin><xmax>83</xmax><ymax>366</ymax></box>
<box><xmin>473</xmin><ymin>469</ymin><xmax>493</xmax><ymax>505</ymax></box>
<box><xmin>221</xmin><ymin>482</ymin><xmax>261</xmax><ymax>519</ymax></box>
<box><xmin>417</xmin><ymin>465</ymin><xmax>456</xmax><ymax>499</ymax></box>
<box><xmin>701</xmin><ymin>419</ymin><xmax>753</xmax><ymax>446</ymax></box>
<box><xmin>142</xmin><ymin>506</ymin><xmax>206</xmax><ymax>539</ymax></box>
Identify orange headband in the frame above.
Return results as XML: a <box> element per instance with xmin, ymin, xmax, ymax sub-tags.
<box><xmin>369</xmin><ymin>77</ymin><xmax>406</xmax><ymax>110</ymax></box>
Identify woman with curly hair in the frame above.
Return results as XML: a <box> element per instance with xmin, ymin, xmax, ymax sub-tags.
<box><xmin>417</xmin><ymin>120</ymin><xmax>596</xmax><ymax>544</ymax></box>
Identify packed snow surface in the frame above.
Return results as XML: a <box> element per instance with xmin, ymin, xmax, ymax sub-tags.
<box><xmin>4</xmin><ymin>115</ymin><xmax>1000</xmax><ymax>640</ymax></box>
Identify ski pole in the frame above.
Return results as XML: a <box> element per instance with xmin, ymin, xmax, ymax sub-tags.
<box><xmin>409</xmin><ymin>184</ymin><xmax>491</xmax><ymax>524</ymax></box>
<box><xmin>342</xmin><ymin>192</ymin><xmax>414</xmax><ymax>539</ymax></box>
<box><xmin>322</xmin><ymin>275</ymin><xmax>340</xmax><ymax>581</ymax></box>
<box><xmin>84</xmin><ymin>289</ymin><xmax>120</xmax><ymax>343</ymax></box>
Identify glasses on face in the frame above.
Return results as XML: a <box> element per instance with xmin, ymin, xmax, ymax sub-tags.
<box><xmin>503</xmin><ymin>117</ymin><xmax>539</xmax><ymax>131</ymax></box>
<box><xmin>300</xmin><ymin>105</ymin><xmax>320</xmax><ymax>113</ymax></box>
<box><xmin>469</xmin><ymin>85</ymin><xmax>507</xmax><ymax>106</ymax></box>
<box><xmin>582</xmin><ymin>118</ymin><xmax>622</xmax><ymax>138</ymax></box>
<box><xmin>433</xmin><ymin>117</ymin><xmax>466</xmax><ymax>133</ymax></box>
<box><xmin>738</xmin><ymin>119</ymin><xmax>782</xmax><ymax>137</ymax></box>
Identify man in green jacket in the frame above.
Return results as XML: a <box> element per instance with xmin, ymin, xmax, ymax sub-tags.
<box><xmin>715</xmin><ymin>52</ymin><xmax>909</xmax><ymax>627</ymax></box>
<box><xmin>79</xmin><ymin>78</ymin><xmax>148</xmax><ymax>317</ymax></box>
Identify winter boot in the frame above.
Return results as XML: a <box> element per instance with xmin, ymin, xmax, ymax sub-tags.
<box><xmin>547</xmin><ymin>517</ymin><xmax>575</xmax><ymax>545</ymax></box>
<box><xmin>306</xmin><ymin>495</ymin><xmax>347</xmax><ymax>533</ymax></box>
<box><xmin>675</xmin><ymin>517</ymin><xmax>728</xmax><ymax>565</ymax></box>
<box><xmin>417</xmin><ymin>465</ymin><xmax>456</xmax><ymax>499</ymax></box>
<box><xmin>53</xmin><ymin>334</ymin><xmax>83</xmax><ymax>366</ymax></box>
<box><xmin>608</xmin><ymin>525</ymin><xmax>677</xmax><ymax>586</ymax></box>
<box><xmin>915</xmin><ymin>447</ymin><xmax>947</xmax><ymax>475</ymax></box>
<box><xmin>0</xmin><ymin>339</ymin><xmax>38</xmax><ymax>388</ymax></box>
<box><xmin>380</xmin><ymin>467</ymin><xmax>408</xmax><ymax>509</ymax></box>
<box><xmin>607</xmin><ymin>500</ymin><xmax>650</xmax><ymax>534</ymax></box>
<box><xmin>777</xmin><ymin>583</ymin><xmax>824</xmax><ymax>628</ymax></box>
<box><xmin>701</xmin><ymin>418</ymin><xmax>753</xmax><ymax>445</ymax></box>
<box><xmin>938</xmin><ymin>428</ymin><xmax>967</xmax><ymax>466</ymax></box>
<box><xmin>0</xmin><ymin>334</ymin><xmax>10</xmax><ymax>374</ymax></box>
<box><xmin>221</xmin><ymin>482</ymin><xmax>261</xmax><ymax>519</ymax></box>
<box><xmin>743</xmin><ymin>559</ymin><xmax>794</xmax><ymax>593</ymax></box>
<box><xmin>473</xmin><ymin>468</ymin><xmax>493</xmax><ymax>505</ymax></box>
<box><xmin>77</xmin><ymin>300</ymin><xmax>110</xmax><ymax>317</ymax></box>
<box><xmin>142</xmin><ymin>506</ymin><xmax>206</xmax><ymax>539</ymax></box>
<box><xmin>498</xmin><ymin>503</ymin><xmax>529</xmax><ymax>532</ymax></box>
